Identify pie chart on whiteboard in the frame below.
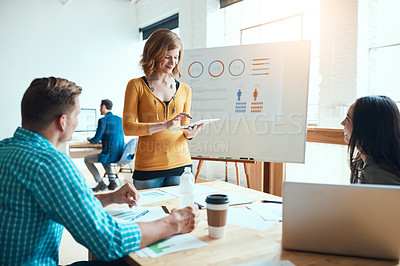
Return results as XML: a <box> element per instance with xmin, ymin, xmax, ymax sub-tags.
<box><xmin>188</xmin><ymin>61</ymin><xmax>204</xmax><ymax>78</ymax></box>
<box><xmin>208</xmin><ymin>60</ymin><xmax>224</xmax><ymax>77</ymax></box>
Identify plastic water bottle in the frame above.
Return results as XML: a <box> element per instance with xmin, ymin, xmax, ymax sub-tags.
<box><xmin>179</xmin><ymin>167</ymin><xmax>195</xmax><ymax>208</ymax></box>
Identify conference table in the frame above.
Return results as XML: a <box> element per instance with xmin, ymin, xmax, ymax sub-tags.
<box><xmin>61</xmin><ymin>141</ymin><xmax>102</xmax><ymax>158</ymax></box>
<box><xmin>120</xmin><ymin>181</ymin><xmax>398</xmax><ymax>266</ymax></box>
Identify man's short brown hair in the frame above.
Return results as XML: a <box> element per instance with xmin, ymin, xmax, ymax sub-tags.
<box><xmin>21</xmin><ymin>77</ymin><xmax>82</xmax><ymax>132</ymax></box>
<box><xmin>101</xmin><ymin>99</ymin><xmax>113</xmax><ymax>110</ymax></box>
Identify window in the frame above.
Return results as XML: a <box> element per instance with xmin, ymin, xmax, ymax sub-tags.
<box><xmin>368</xmin><ymin>0</ymin><xmax>400</xmax><ymax>101</ymax></box>
<box><xmin>139</xmin><ymin>13</ymin><xmax>179</xmax><ymax>40</ymax></box>
<box><xmin>220</xmin><ymin>0</ymin><xmax>243</xmax><ymax>9</ymax></box>
<box><xmin>223</xmin><ymin>0</ymin><xmax>320</xmax><ymax>124</ymax></box>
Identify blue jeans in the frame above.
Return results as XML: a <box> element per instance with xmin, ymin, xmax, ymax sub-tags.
<box><xmin>133</xmin><ymin>176</ymin><xmax>181</xmax><ymax>190</ymax></box>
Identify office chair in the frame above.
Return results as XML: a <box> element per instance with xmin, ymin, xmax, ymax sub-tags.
<box><xmin>103</xmin><ymin>137</ymin><xmax>138</xmax><ymax>186</ymax></box>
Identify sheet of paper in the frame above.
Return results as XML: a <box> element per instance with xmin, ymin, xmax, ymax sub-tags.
<box><xmin>107</xmin><ymin>206</ymin><xmax>168</xmax><ymax>223</ymax></box>
<box><xmin>227</xmin><ymin>207</ymin><xmax>279</xmax><ymax>231</ymax></box>
<box><xmin>135</xmin><ymin>249</ymin><xmax>149</xmax><ymax>258</ymax></box>
<box><xmin>246</xmin><ymin>202</ymin><xmax>282</xmax><ymax>221</ymax></box>
<box><xmin>137</xmin><ymin>190</ymin><xmax>177</xmax><ymax>206</ymax></box>
<box><xmin>235</xmin><ymin>259</ymin><xmax>295</xmax><ymax>266</ymax></box>
<box><xmin>195</xmin><ymin>192</ymin><xmax>254</xmax><ymax>208</ymax></box>
<box><xmin>160</xmin><ymin>184</ymin><xmax>218</xmax><ymax>197</ymax></box>
<box><xmin>135</xmin><ymin>234</ymin><xmax>207</xmax><ymax>258</ymax></box>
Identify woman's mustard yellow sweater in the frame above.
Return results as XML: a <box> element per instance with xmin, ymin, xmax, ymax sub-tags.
<box><xmin>123</xmin><ymin>78</ymin><xmax>192</xmax><ymax>171</ymax></box>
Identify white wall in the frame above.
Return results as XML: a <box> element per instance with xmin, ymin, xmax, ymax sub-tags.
<box><xmin>0</xmin><ymin>0</ymin><xmax>141</xmax><ymax>139</ymax></box>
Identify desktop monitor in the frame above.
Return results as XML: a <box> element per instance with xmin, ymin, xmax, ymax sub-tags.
<box><xmin>75</xmin><ymin>108</ymin><xmax>97</xmax><ymax>132</ymax></box>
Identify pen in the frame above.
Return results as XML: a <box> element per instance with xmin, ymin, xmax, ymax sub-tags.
<box><xmin>161</xmin><ymin>205</ymin><xmax>170</xmax><ymax>214</ymax></box>
<box><xmin>195</xmin><ymin>202</ymin><xmax>205</xmax><ymax>209</ymax></box>
<box><xmin>239</xmin><ymin>157</ymin><xmax>255</xmax><ymax>160</ymax></box>
<box><xmin>261</xmin><ymin>200</ymin><xmax>282</xmax><ymax>204</ymax></box>
<box><xmin>131</xmin><ymin>210</ymin><xmax>149</xmax><ymax>221</ymax></box>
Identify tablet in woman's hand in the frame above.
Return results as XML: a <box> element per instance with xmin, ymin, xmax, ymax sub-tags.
<box><xmin>169</xmin><ymin>119</ymin><xmax>220</xmax><ymax>131</ymax></box>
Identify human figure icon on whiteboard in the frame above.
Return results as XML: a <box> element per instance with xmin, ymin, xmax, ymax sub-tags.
<box><xmin>235</xmin><ymin>88</ymin><xmax>246</xmax><ymax>113</ymax></box>
<box><xmin>237</xmin><ymin>89</ymin><xmax>242</xmax><ymax>101</ymax></box>
<box><xmin>251</xmin><ymin>87</ymin><xmax>263</xmax><ymax>113</ymax></box>
<box><xmin>253</xmin><ymin>88</ymin><xmax>259</xmax><ymax>101</ymax></box>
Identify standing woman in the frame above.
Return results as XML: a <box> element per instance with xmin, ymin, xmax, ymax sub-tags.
<box><xmin>341</xmin><ymin>95</ymin><xmax>400</xmax><ymax>185</ymax></box>
<box><xmin>123</xmin><ymin>29</ymin><xmax>204</xmax><ymax>190</ymax></box>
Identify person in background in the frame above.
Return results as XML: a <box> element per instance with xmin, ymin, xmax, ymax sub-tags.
<box><xmin>0</xmin><ymin>77</ymin><xmax>199</xmax><ymax>265</ymax></box>
<box><xmin>85</xmin><ymin>99</ymin><xmax>125</xmax><ymax>192</ymax></box>
<box><xmin>341</xmin><ymin>95</ymin><xmax>400</xmax><ymax>185</ymax></box>
<box><xmin>123</xmin><ymin>29</ymin><xmax>204</xmax><ymax>190</ymax></box>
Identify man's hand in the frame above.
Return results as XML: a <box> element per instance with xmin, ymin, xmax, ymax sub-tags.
<box><xmin>95</xmin><ymin>183</ymin><xmax>140</xmax><ymax>208</ymax></box>
<box><xmin>111</xmin><ymin>183</ymin><xmax>140</xmax><ymax>208</ymax></box>
<box><xmin>168</xmin><ymin>205</ymin><xmax>200</xmax><ymax>234</ymax></box>
<box><xmin>137</xmin><ymin>204</ymin><xmax>200</xmax><ymax>248</ymax></box>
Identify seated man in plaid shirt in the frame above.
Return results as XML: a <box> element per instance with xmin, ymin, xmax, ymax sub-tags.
<box><xmin>0</xmin><ymin>77</ymin><xmax>199</xmax><ymax>266</ymax></box>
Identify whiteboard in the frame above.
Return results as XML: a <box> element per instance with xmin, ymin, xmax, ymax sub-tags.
<box><xmin>181</xmin><ymin>41</ymin><xmax>311</xmax><ymax>163</ymax></box>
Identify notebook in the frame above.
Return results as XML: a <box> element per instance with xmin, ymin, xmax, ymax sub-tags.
<box><xmin>282</xmin><ymin>182</ymin><xmax>400</xmax><ymax>260</ymax></box>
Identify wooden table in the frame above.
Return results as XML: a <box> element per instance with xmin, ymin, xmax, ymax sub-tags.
<box><xmin>62</xmin><ymin>141</ymin><xmax>102</xmax><ymax>158</ymax></box>
<box><xmin>124</xmin><ymin>181</ymin><xmax>398</xmax><ymax>266</ymax></box>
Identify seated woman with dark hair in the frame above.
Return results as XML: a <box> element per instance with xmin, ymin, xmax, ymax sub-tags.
<box><xmin>341</xmin><ymin>95</ymin><xmax>400</xmax><ymax>185</ymax></box>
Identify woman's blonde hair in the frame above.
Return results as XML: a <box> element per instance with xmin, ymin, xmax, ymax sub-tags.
<box><xmin>140</xmin><ymin>29</ymin><xmax>183</xmax><ymax>78</ymax></box>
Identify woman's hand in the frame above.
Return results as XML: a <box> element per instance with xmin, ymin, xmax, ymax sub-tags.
<box><xmin>166</xmin><ymin>112</ymin><xmax>193</xmax><ymax>130</ymax></box>
<box><xmin>149</xmin><ymin>112</ymin><xmax>192</xmax><ymax>135</ymax></box>
<box><xmin>183</xmin><ymin>123</ymin><xmax>205</xmax><ymax>140</ymax></box>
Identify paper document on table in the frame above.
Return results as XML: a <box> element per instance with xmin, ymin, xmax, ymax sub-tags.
<box><xmin>235</xmin><ymin>259</ymin><xmax>295</xmax><ymax>266</ymax></box>
<box><xmin>169</xmin><ymin>119</ymin><xmax>220</xmax><ymax>131</ymax></box>
<box><xmin>160</xmin><ymin>184</ymin><xmax>218</xmax><ymax>197</ymax></box>
<box><xmin>135</xmin><ymin>234</ymin><xmax>207</xmax><ymax>258</ymax></box>
<box><xmin>227</xmin><ymin>207</ymin><xmax>279</xmax><ymax>231</ymax></box>
<box><xmin>107</xmin><ymin>206</ymin><xmax>168</xmax><ymax>223</ymax></box>
<box><xmin>195</xmin><ymin>192</ymin><xmax>254</xmax><ymax>209</ymax></box>
<box><xmin>137</xmin><ymin>190</ymin><xmax>177</xmax><ymax>206</ymax></box>
<box><xmin>246</xmin><ymin>202</ymin><xmax>282</xmax><ymax>221</ymax></box>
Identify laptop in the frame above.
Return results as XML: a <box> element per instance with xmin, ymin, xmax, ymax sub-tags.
<box><xmin>282</xmin><ymin>182</ymin><xmax>400</xmax><ymax>260</ymax></box>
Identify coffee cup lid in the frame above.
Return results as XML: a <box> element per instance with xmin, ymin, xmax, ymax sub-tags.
<box><xmin>205</xmin><ymin>194</ymin><xmax>229</xmax><ymax>204</ymax></box>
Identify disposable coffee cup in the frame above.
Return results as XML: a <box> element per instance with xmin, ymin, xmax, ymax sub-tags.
<box><xmin>206</xmin><ymin>194</ymin><xmax>229</xmax><ymax>239</ymax></box>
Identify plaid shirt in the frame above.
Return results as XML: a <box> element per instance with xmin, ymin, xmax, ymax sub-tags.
<box><xmin>0</xmin><ymin>127</ymin><xmax>141</xmax><ymax>265</ymax></box>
